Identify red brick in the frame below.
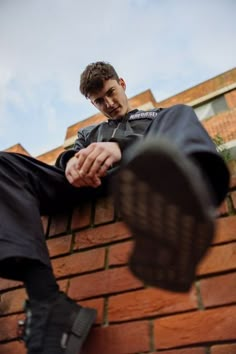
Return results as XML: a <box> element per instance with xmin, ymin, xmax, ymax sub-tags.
<box><xmin>217</xmin><ymin>200</ymin><xmax>228</xmax><ymax>216</ymax></box>
<box><xmin>203</xmin><ymin>110</ymin><xmax>236</xmax><ymax>143</ymax></box>
<box><xmin>214</xmin><ymin>215</ymin><xmax>236</xmax><ymax>244</ymax></box>
<box><xmin>79</xmin><ymin>298</ymin><xmax>104</xmax><ymax>324</ymax></box>
<box><xmin>0</xmin><ymin>341</ymin><xmax>25</xmax><ymax>354</ymax></box>
<box><xmin>74</xmin><ymin>221</ymin><xmax>131</xmax><ymax>250</ymax></box>
<box><xmin>52</xmin><ymin>248</ymin><xmax>105</xmax><ymax>278</ymax></box>
<box><xmin>153</xmin><ymin>348</ymin><xmax>205</xmax><ymax>354</ymax></box>
<box><xmin>0</xmin><ymin>313</ymin><xmax>23</xmax><ymax>341</ymax></box>
<box><xmin>0</xmin><ymin>277</ymin><xmax>22</xmax><ymax>291</ymax></box>
<box><xmin>225</xmin><ymin>90</ymin><xmax>236</xmax><ymax>109</ymax></box>
<box><xmin>211</xmin><ymin>343</ymin><xmax>236</xmax><ymax>353</ymax></box>
<box><xmin>83</xmin><ymin>320</ymin><xmax>150</xmax><ymax>354</ymax></box>
<box><xmin>200</xmin><ymin>273</ymin><xmax>236</xmax><ymax>308</ymax></box>
<box><xmin>47</xmin><ymin>234</ymin><xmax>72</xmax><ymax>257</ymax></box>
<box><xmin>230</xmin><ymin>175</ymin><xmax>236</xmax><ymax>188</ymax></box>
<box><xmin>0</xmin><ymin>288</ymin><xmax>26</xmax><ymax>315</ymax></box>
<box><xmin>108</xmin><ymin>240</ymin><xmax>133</xmax><ymax>266</ymax></box>
<box><xmin>48</xmin><ymin>212</ymin><xmax>69</xmax><ymax>236</ymax></box>
<box><xmin>108</xmin><ymin>287</ymin><xmax>197</xmax><ymax>322</ymax></box>
<box><xmin>41</xmin><ymin>215</ymin><xmax>49</xmax><ymax>235</ymax></box>
<box><xmin>58</xmin><ymin>279</ymin><xmax>68</xmax><ymax>293</ymax></box>
<box><xmin>71</xmin><ymin>202</ymin><xmax>92</xmax><ymax>230</ymax></box>
<box><xmin>231</xmin><ymin>191</ymin><xmax>236</xmax><ymax>209</ymax></box>
<box><xmin>154</xmin><ymin>306</ymin><xmax>236</xmax><ymax>349</ymax></box>
<box><xmin>94</xmin><ymin>195</ymin><xmax>115</xmax><ymax>225</ymax></box>
<box><xmin>229</xmin><ymin>162</ymin><xmax>236</xmax><ymax>178</ymax></box>
<box><xmin>197</xmin><ymin>243</ymin><xmax>236</xmax><ymax>275</ymax></box>
<box><xmin>68</xmin><ymin>266</ymin><xmax>143</xmax><ymax>300</ymax></box>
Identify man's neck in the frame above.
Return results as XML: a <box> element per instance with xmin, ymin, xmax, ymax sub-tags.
<box><xmin>108</xmin><ymin>107</ymin><xmax>138</xmax><ymax>121</ymax></box>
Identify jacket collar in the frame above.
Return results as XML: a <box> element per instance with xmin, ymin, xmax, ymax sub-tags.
<box><xmin>108</xmin><ymin>109</ymin><xmax>139</xmax><ymax>124</ymax></box>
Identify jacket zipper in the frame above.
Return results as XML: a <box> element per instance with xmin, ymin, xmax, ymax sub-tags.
<box><xmin>111</xmin><ymin>122</ymin><xmax>121</xmax><ymax>138</ymax></box>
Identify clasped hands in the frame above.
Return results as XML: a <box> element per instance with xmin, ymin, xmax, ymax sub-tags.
<box><xmin>65</xmin><ymin>142</ymin><xmax>121</xmax><ymax>188</ymax></box>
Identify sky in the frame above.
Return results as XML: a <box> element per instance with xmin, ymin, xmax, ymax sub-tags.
<box><xmin>0</xmin><ymin>0</ymin><xmax>235</xmax><ymax>156</ymax></box>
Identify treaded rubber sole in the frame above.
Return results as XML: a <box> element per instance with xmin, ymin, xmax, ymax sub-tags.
<box><xmin>65</xmin><ymin>307</ymin><xmax>97</xmax><ymax>354</ymax></box>
<box><xmin>115</xmin><ymin>139</ymin><xmax>215</xmax><ymax>292</ymax></box>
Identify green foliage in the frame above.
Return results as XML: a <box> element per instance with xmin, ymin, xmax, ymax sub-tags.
<box><xmin>212</xmin><ymin>134</ymin><xmax>232</xmax><ymax>162</ymax></box>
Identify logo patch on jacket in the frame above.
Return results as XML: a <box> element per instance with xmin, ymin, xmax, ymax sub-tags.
<box><xmin>128</xmin><ymin>110</ymin><xmax>160</xmax><ymax>121</ymax></box>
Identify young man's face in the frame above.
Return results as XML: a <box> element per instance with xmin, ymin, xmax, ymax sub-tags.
<box><xmin>88</xmin><ymin>78</ymin><xmax>132</xmax><ymax>120</ymax></box>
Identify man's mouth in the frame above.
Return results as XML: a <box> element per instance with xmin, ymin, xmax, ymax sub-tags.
<box><xmin>110</xmin><ymin>106</ymin><xmax>120</xmax><ymax>115</ymax></box>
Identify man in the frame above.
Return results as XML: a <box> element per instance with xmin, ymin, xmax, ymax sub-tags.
<box><xmin>0</xmin><ymin>61</ymin><xmax>229</xmax><ymax>353</ymax></box>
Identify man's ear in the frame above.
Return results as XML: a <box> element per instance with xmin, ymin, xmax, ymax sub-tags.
<box><xmin>119</xmin><ymin>78</ymin><xmax>126</xmax><ymax>90</ymax></box>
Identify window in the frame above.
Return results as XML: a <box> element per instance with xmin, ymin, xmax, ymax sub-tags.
<box><xmin>194</xmin><ymin>95</ymin><xmax>228</xmax><ymax>121</ymax></box>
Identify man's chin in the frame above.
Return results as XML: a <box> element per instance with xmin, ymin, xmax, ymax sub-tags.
<box><xmin>109</xmin><ymin>107</ymin><xmax>126</xmax><ymax>120</ymax></box>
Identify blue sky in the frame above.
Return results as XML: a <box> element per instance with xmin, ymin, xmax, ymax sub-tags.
<box><xmin>0</xmin><ymin>0</ymin><xmax>235</xmax><ymax>156</ymax></box>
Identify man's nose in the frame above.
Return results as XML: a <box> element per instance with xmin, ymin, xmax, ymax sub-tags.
<box><xmin>104</xmin><ymin>96</ymin><xmax>114</xmax><ymax>108</ymax></box>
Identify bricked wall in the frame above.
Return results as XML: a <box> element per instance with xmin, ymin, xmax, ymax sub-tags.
<box><xmin>203</xmin><ymin>108</ymin><xmax>236</xmax><ymax>142</ymax></box>
<box><xmin>0</xmin><ymin>175</ymin><xmax>236</xmax><ymax>354</ymax></box>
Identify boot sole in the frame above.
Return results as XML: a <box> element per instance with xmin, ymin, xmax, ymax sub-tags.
<box><xmin>116</xmin><ymin>139</ymin><xmax>215</xmax><ymax>292</ymax></box>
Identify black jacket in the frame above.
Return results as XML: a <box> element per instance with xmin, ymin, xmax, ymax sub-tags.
<box><xmin>56</xmin><ymin>108</ymin><xmax>162</xmax><ymax>170</ymax></box>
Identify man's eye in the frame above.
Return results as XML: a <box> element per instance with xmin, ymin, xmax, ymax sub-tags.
<box><xmin>108</xmin><ymin>89</ymin><xmax>115</xmax><ymax>96</ymax></box>
<box><xmin>95</xmin><ymin>99</ymin><xmax>103</xmax><ymax>105</ymax></box>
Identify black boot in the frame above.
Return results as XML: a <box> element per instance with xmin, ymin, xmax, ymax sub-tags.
<box><xmin>115</xmin><ymin>138</ymin><xmax>217</xmax><ymax>292</ymax></box>
<box><xmin>19</xmin><ymin>292</ymin><xmax>97</xmax><ymax>354</ymax></box>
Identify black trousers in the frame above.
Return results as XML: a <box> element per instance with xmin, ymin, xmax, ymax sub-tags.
<box><xmin>0</xmin><ymin>105</ymin><xmax>229</xmax><ymax>279</ymax></box>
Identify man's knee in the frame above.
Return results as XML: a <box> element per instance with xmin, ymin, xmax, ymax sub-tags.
<box><xmin>167</xmin><ymin>104</ymin><xmax>195</xmax><ymax>118</ymax></box>
<box><xmin>0</xmin><ymin>151</ymin><xmax>11</xmax><ymax>159</ymax></box>
<box><xmin>0</xmin><ymin>152</ymin><xmax>24</xmax><ymax>175</ymax></box>
<box><xmin>0</xmin><ymin>151</ymin><xmax>13</xmax><ymax>164</ymax></box>
<box><xmin>148</xmin><ymin>104</ymin><xmax>197</xmax><ymax>134</ymax></box>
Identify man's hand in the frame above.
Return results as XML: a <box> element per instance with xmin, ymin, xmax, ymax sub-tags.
<box><xmin>65</xmin><ymin>142</ymin><xmax>121</xmax><ymax>188</ymax></box>
<box><xmin>65</xmin><ymin>155</ymin><xmax>102</xmax><ymax>188</ymax></box>
<box><xmin>75</xmin><ymin>142</ymin><xmax>121</xmax><ymax>177</ymax></box>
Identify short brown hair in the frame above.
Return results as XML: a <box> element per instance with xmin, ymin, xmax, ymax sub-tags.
<box><xmin>80</xmin><ymin>61</ymin><xmax>119</xmax><ymax>98</ymax></box>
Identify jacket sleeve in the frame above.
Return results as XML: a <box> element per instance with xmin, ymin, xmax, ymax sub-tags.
<box><xmin>55</xmin><ymin>129</ymin><xmax>87</xmax><ymax>170</ymax></box>
<box><xmin>109</xmin><ymin>135</ymin><xmax>142</xmax><ymax>153</ymax></box>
